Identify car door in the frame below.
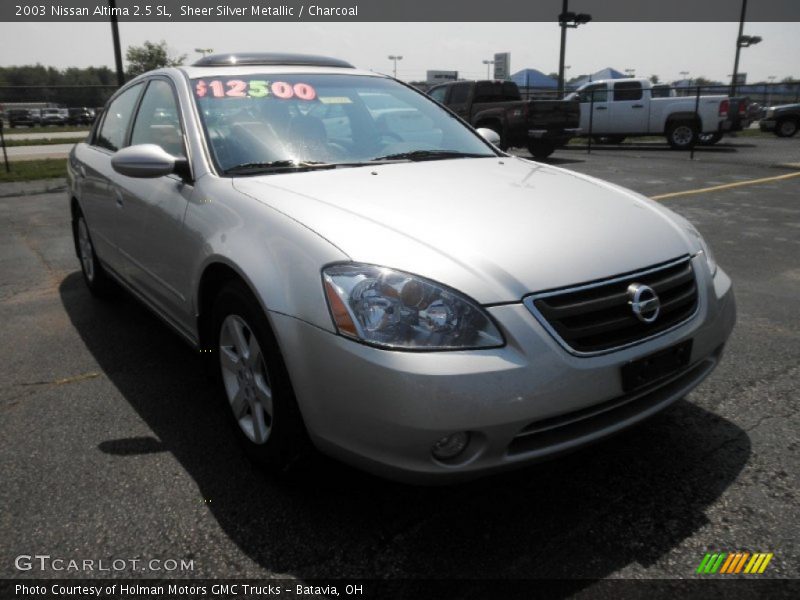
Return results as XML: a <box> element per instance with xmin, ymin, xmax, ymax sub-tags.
<box><xmin>114</xmin><ymin>77</ymin><xmax>196</xmax><ymax>329</ymax></box>
<box><xmin>76</xmin><ymin>82</ymin><xmax>145</xmax><ymax>275</ymax></box>
<box><xmin>576</xmin><ymin>83</ymin><xmax>610</xmax><ymax>134</ymax></box>
<box><xmin>607</xmin><ymin>81</ymin><xmax>648</xmax><ymax>134</ymax></box>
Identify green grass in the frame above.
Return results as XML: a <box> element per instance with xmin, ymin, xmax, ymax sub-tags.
<box><xmin>0</xmin><ymin>158</ymin><xmax>67</xmax><ymax>182</ymax></box>
<box><xmin>2</xmin><ymin>124</ymin><xmax>90</xmax><ymax>134</ymax></box>
<box><xmin>2</xmin><ymin>137</ymin><xmax>86</xmax><ymax>147</ymax></box>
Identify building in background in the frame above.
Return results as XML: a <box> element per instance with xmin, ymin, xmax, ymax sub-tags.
<box><xmin>426</xmin><ymin>70</ymin><xmax>459</xmax><ymax>84</ymax></box>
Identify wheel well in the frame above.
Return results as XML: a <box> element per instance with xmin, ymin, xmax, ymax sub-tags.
<box><xmin>665</xmin><ymin>116</ymin><xmax>700</xmax><ymax>134</ymax></box>
<box><xmin>196</xmin><ymin>262</ymin><xmax>253</xmax><ymax>350</ymax></box>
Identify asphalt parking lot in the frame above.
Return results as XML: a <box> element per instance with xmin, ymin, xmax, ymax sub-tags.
<box><xmin>0</xmin><ymin>137</ymin><xmax>798</xmax><ymax>595</ymax></box>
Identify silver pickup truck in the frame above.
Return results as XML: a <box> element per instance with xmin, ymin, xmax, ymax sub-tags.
<box><xmin>567</xmin><ymin>78</ymin><xmax>731</xmax><ymax>149</ymax></box>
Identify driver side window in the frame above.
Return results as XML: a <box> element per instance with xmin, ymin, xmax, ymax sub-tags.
<box><xmin>130</xmin><ymin>79</ymin><xmax>185</xmax><ymax>157</ymax></box>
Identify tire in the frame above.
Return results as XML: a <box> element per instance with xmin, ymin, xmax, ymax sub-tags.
<box><xmin>72</xmin><ymin>209</ymin><xmax>117</xmax><ymax>297</ymax></box>
<box><xmin>775</xmin><ymin>118</ymin><xmax>798</xmax><ymax>138</ymax></box>
<box><xmin>698</xmin><ymin>132</ymin><xmax>723</xmax><ymax>146</ymax></box>
<box><xmin>666</xmin><ymin>121</ymin><xmax>698</xmax><ymax>150</ymax></box>
<box><xmin>593</xmin><ymin>135</ymin><xmax>626</xmax><ymax>145</ymax></box>
<box><xmin>212</xmin><ymin>281</ymin><xmax>310</xmax><ymax>472</ymax></box>
<box><xmin>527</xmin><ymin>140</ymin><xmax>555</xmax><ymax>159</ymax></box>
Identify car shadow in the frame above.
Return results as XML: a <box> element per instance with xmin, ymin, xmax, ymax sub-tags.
<box><xmin>60</xmin><ymin>271</ymin><xmax>751</xmax><ymax>591</ymax></box>
<box><xmin>561</xmin><ymin>144</ymin><xmax>741</xmax><ymax>154</ymax></box>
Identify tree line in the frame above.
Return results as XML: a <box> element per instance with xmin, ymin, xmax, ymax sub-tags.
<box><xmin>0</xmin><ymin>41</ymin><xmax>185</xmax><ymax>108</ymax></box>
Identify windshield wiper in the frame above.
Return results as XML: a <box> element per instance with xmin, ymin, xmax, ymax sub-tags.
<box><xmin>223</xmin><ymin>160</ymin><xmax>337</xmax><ymax>175</ymax></box>
<box><xmin>370</xmin><ymin>150</ymin><xmax>494</xmax><ymax>162</ymax></box>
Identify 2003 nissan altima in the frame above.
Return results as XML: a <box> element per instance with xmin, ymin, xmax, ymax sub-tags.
<box><xmin>68</xmin><ymin>53</ymin><xmax>735</xmax><ymax>482</ymax></box>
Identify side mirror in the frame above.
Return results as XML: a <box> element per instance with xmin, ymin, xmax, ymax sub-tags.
<box><xmin>476</xmin><ymin>128</ymin><xmax>502</xmax><ymax>146</ymax></box>
<box><xmin>111</xmin><ymin>144</ymin><xmax>185</xmax><ymax>178</ymax></box>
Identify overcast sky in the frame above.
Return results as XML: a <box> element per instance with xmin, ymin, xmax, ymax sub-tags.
<box><xmin>1</xmin><ymin>21</ymin><xmax>798</xmax><ymax>83</ymax></box>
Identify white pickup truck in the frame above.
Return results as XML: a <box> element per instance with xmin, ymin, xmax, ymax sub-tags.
<box><xmin>567</xmin><ymin>78</ymin><xmax>731</xmax><ymax>149</ymax></box>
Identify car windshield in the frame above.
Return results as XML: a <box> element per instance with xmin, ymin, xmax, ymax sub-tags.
<box><xmin>192</xmin><ymin>73</ymin><xmax>496</xmax><ymax>174</ymax></box>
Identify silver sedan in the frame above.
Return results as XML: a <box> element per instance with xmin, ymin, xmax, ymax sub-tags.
<box><xmin>68</xmin><ymin>53</ymin><xmax>736</xmax><ymax>482</ymax></box>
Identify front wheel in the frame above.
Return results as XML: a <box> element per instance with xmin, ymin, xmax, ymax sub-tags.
<box><xmin>212</xmin><ymin>281</ymin><xmax>310</xmax><ymax>471</ymax></box>
<box><xmin>666</xmin><ymin>122</ymin><xmax>698</xmax><ymax>150</ymax></box>
<box><xmin>775</xmin><ymin>118</ymin><xmax>798</xmax><ymax>138</ymax></box>
<box><xmin>527</xmin><ymin>140</ymin><xmax>555</xmax><ymax>159</ymax></box>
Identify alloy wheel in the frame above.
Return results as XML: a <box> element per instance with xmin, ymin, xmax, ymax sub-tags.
<box><xmin>219</xmin><ymin>314</ymin><xmax>274</xmax><ymax>444</ymax></box>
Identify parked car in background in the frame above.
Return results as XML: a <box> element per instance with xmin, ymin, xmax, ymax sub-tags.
<box><xmin>428</xmin><ymin>79</ymin><xmax>581</xmax><ymax>159</ymax></box>
<box><xmin>7</xmin><ymin>108</ymin><xmax>37</xmax><ymax>127</ymax></box>
<box><xmin>41</xmin><ymin>107</ymin><xmax>68</xmax><ymax>126</ymax></box>
<box><xmin>760</xmin><ymin>103</ymin><xmax>800</xmax><ymax>137</ymax></box>
<box><xmin>67</xmin><ymin>53</ymin><xmax>735</xmax><ymax>482</ymax></box>
<box><xmin>67</xmin><ymin>107</ymin><xmax>95</xmax><ymax>125</ymax></box>
<box><xmin>567</xmin><ymin>78</ymin><xmax>731</xmax><ymax>149</ymax></box>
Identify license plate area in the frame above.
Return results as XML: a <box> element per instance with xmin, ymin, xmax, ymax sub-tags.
<box><xmin>621</xmin><ymin>339</ymin><xmax>693</xmax><ymax>393</ymax></box>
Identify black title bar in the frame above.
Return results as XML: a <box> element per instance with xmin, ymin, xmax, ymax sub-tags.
<box><xmin>1</xmin><ymin>0</ymin><xmax>800</xmax><ymax>22</ymax></box>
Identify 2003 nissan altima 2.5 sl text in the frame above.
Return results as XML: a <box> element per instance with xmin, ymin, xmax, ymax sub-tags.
<box><xmin>68</xmin><ymin>53</ymin><xmax>736</xmax><ymax>483</ymax></box>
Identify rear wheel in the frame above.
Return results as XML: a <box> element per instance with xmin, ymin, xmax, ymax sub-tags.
<box><xmin>527</xmin><ymin>140</ymin><xmax>555</xmax><ymax>159</ymax></box>
<box><xmin>666</xmin><ymin>121</ymin><xmax>698</xmax><ymax>150</ymax></box>
<box><xmin>775</xmin><ymin>118</ymin><xmax>798</xmax><ymax>138</ymax></box>
<box><xmin>72</xmin><ymin>210</ymin><xmax>116</xmax><ymax>297</ymax></box>
<box><xmin>212</xmin><ymin>281</ymin><xmax>310</xmax><ymax>471</ymax></box>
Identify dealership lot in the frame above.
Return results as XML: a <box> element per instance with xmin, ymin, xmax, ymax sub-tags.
<box><xmin>0</xmin><ymin>138</ymin><xmax>798</xmax><ymax>587</ymax></box>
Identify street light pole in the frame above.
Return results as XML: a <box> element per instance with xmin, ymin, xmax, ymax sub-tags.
<box><xmin>557</xmin><ymin>0</ymin><xmax>568</xmax><ymax>97</ymax></box>
<box><xmin>388</xmin><ymin>55</ymin><xmax>403</xmax><ymax>79</ymax></box>
<box><xmin>108</xmin><ymin>0</ymin><xmax>125</xmax><ymax>86</ymax></box>
<box><xmin>557</xmin><ymin>1</ymin><xmax>591</xmax><ymax>98</ymax></box>
<box><xmin>482</xmin><ymin>60</ymin><xmax>493</xmax><ymax>79</ymax></box>
<box><xmin>730</xmin><ymin>0</ymin><xmax>747</xmax><ymax>95</ymax></box>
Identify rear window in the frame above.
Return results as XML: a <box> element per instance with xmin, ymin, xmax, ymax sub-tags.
<box><xmin>614</xmin><ymin>82</ymin><xmax>643</xmax><ymax>102</ymax></box>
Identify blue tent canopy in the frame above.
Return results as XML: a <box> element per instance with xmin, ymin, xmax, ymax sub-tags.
<box><xmin>510</xmin><ymin>69</ymin><xmax>558</xmax><ymax>88</ymax></box>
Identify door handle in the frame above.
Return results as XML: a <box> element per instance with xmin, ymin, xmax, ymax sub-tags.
<box><xmin>595</xmin><ymin>106</ymin><xmax>607</xmax><ymax>110</ymax></box>
<box><xmin>632</xmin><ymin>104</ymin><xmax>644</xmax><ymax>108</ymax></box>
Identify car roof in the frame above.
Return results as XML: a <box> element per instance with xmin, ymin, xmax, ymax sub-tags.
<box><xmin>173</xmin><ymin>52</ymin><xmax>381</xmax><ymax>80</ymax></box>
<box><xmin>193</xmin><ymin>52</ymin><xmax>354</xmax><ymax>68</ymax></box>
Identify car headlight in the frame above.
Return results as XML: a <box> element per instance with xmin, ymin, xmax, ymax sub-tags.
<box><xmin>766</xmin><ymin>108</ymin><xmax>775</xmax><ymax>118</ymax></box>
<box><xmin>322</xmin><ymin>263</ymin><xmax>504</xmax><ymax>350</ymax></box>
<box><xmin>685</xmin><ymin>225</ymin><xmax>717</xmax><ymax>276</ymax></box>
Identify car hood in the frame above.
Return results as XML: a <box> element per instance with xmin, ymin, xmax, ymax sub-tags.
<box><xmin>233</xmin><ymin>157</ymin><xmax>696</xmax><ymax>304</ymax></box>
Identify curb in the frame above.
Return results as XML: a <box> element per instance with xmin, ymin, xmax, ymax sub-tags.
<box><xmin>0</xmin><ymin>178</ymin><xmax>68</xmax><ymax>199</ymax></box>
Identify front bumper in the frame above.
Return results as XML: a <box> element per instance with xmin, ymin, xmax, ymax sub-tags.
<box><xmin>272</xmin><ymin>257</ymin><xmax>736</xmax><ymax>483</ymax></box>
<box><xmin>760</xmin><ymin>120</ymin><xmax>777</xmax><ymax>132</ymax></box>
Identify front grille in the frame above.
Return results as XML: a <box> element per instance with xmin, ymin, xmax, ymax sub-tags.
<box><xmin>524</xmin><ymin>256</ymin><xmax>698</xmax><ymax>355</ymax></box>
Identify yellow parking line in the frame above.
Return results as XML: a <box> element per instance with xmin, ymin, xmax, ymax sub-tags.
<box><xmin>651</xmin><ymin>171</ymin><xmax>800</xmax><ymax>201</ymax></box>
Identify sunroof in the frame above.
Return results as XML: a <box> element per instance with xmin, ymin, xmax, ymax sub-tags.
<box><xmin>193</xmin><ymin>53</ymin><xmax>354</xmax><ymax>68</ymax></box>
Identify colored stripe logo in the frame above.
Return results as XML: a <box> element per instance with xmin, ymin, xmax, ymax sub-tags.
<box><xmin>696</xmin><ymin>552</ymin><xmax>774</xmax><ymax>574</ymax></box>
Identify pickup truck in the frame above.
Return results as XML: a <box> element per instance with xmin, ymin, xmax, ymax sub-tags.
<box><xmin>566</xmin><ymin>78</ymin><xmax>730</xmax><ymax>149</ymax></box>
<box><xmin>428</xmin><ymin>80</ymin><xmax>580</xmax><ymax>159</ymax></box>
<box><xmin>760</xmin><ymin>103</ymin><xmax>800</xmax><ymax>137</ymax></box>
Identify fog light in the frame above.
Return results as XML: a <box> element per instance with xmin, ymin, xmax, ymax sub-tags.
<box><xmin>431</xmin><ymin>432</ymin><xmax>470</xmax><ymax>460</ymax></box>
